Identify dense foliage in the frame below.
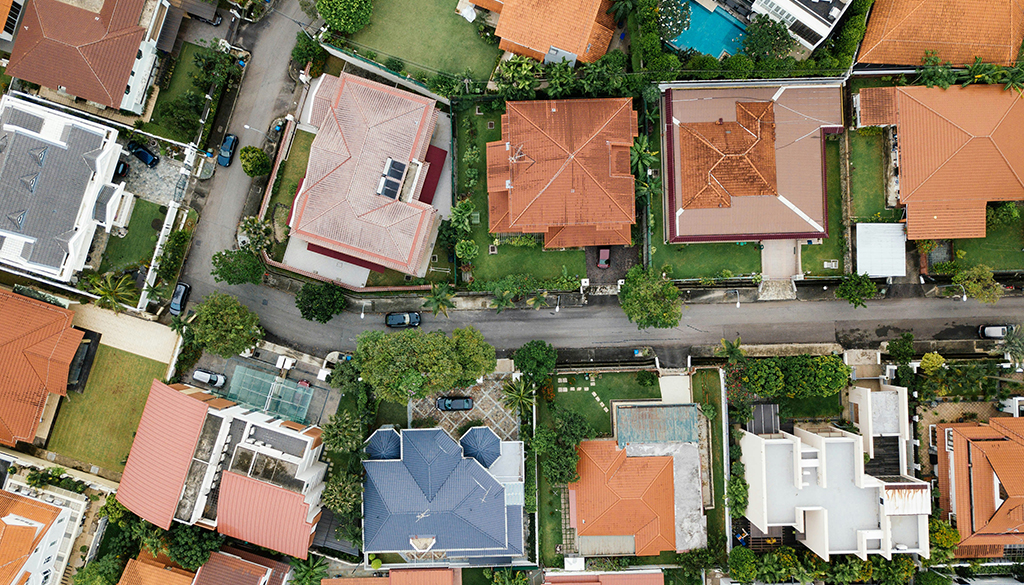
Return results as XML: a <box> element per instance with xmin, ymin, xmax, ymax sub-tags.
<box><xmin>240</xmin><ymin>146</ymin><xmax>271</xmax><ymax>177</ymax></box>
<box><xmin>533</xmin><ymin>407</ymin><xmax>593</xmax><ymax>484</ymax></box>
<box><xmin>836</xmin><ymin>273</ymin><xmax>877</xmax><ymax>309</ymax></box>
<box><xmin>887</xmin><ymin>332</ymin><xmax>915</xmax><ymax>364</ymax></box>
<box><xmin>317</xmin><ymin>0</ymin><xmax>372</xmax><ymax>34</ymax></box>
<box><xmin>619</xmin><ymin>266</ymin><xmax>681</xmax><ymax>329</ymax></box>
<box><xmin>513</xmin><ymin>340</ymin><xmax>558</xmax><ymax>386</ymax></box>
<box><xmin>742</xmin><ymin>15</ymin><xmax>796</xmax><ymax>61</ymax></box>
<box><xmin>157</xmin><ymin>230</ymin><xmax>191</xmax><ymax>283</ymax></box>
<box><xmin>211</xmin><ymin>249</ymin><xmax>264</xmax><ymax>285</ymax></box>
<box><xmin>727</xmin><ymin>355</ymin><xmax>851</xmax><ymax>400</ymax></box>
<box><xmin>166</xmin><ymin>524</ymin><xmax>223</xmax><ymax>570</ymax></box>
<box><xmin>190</xmin><ymin>292</ymin><xmax>264</xmax><ymax>357</ymax></box>
<box><xmin>295</xmin><ymin>282</ymin><xmax>348</xmax><ymax>323</ymax></box>
<box><xmin>953</xmin><ymin>263</ymin><xmax>1003</xmax><ymax>304</ymax></box>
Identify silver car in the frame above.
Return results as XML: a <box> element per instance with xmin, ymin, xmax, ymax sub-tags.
<box><xmin>192</xmin><ymin>369</ymin><xmax>226</xmax><ymax>388</ymax></box>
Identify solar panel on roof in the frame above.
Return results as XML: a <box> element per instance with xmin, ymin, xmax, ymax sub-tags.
<box><xmin>387</xmin><ymin>161</ymin><xmax>406</xmax><ymax>179</ymax></box>
<box><xmin>382</xmin><ymin>179</ymin><xmax>400</xmax><ymax>199</ymax></box>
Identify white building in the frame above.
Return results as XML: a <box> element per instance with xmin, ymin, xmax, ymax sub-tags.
<box><xmin>3</xmin><ymin>476</ymin><xmax>90</xmax><ymax>585</ymax></box>
<box><xmin>750</xmin><ymin>0</ymin><xmax>853</xmax><ymax>50</ymax></box>
<box><xmin>0</xmin><ymin>486</ymin><xmax>74</xmax><ymax>585</ymax></box>
<box><xmin>0</xmin><ymin>96</ymin><xmax>133</xmax><ymax>282</ymax></box>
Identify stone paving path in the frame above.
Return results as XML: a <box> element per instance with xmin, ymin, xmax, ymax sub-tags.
<box><xmin>123</xmin><ymin>154</ymin><xmax>187</xmax><ymax>205</ymax></box>
<box><xmin>409</xmin><ymin>373</ymin><xmax>519</xmax><ymax>440</ymax></box>
<box><xmin>916</xmin><ymin>400</ymin><xmax>1006</xmax><ymax>476</ymax></box>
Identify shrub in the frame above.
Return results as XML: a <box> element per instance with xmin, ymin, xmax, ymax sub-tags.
<box><xmin>157</xmin><ymin>230</ymin><xmax>190</xmax><ymax>283</ymax></box>
<box><xmin>384</xmin><ymin>57</ymin><xmax>405</xmax><ymax>73</ymax></box>
<box><xmin>240</xmin><ymin>146</ymin><xmax>271</xmax><ymax>177</ymax></box>
<box><xmin>455</xmin><ymin>239</ymin><xmax>479</xmax><ymax>262</ymax></box>
<box><xmin>317</xmin><ymin>0</ymin><xmax>372</xmax><ymax>34</ymax></box>
<box><xmin>637</xmin><ymin>370</ymin><xmax>658</xmax><ymax>386</ymax></box>
<box><xmin>726</xmin><ymin>475</ymin><xmax>749</xmax><ymax>514</ymax></box>
<box><xmin>920</xmin><ymin>352</ymin><xmax>946</xmax><ymax>375</ymax></box>
<box><xmin>728</xmin><ymin>547</ymin><xmax>757</xmax><ymax>583</ymax></box>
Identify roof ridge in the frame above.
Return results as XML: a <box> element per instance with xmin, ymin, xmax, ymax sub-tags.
<box><xmin>983</xmin><ymin>99</ymin><xmax>1024</xmax><ymax>190</ymax></box>
<box><xmin>898</xmin><ymin>89</ymin><xmax>974</xmax><ymax>200</ymax></box>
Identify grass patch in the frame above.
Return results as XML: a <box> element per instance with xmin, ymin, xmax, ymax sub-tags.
<box><xmin>143</xmin><ymin>43</ymin><xmax>206</xmax><ymax>142</ymax></box>
<box><xmin>374</xmin><ymin>400</ymin><xmax>408</xmax><ymax>429</ymax></box>
<box><xmin>47</xmin><ymin>346</ymin><xmax>168</xmax><ymax>471</ymax></box>
<box><xmin>346</xmin><ymin>0</ymin><xmax>502</xmax><ymax>78</ymax></box>
<box><xmin>365</xmin><ymin>240</ymin><xmax>455</xmax><ymax>286</ymax></box>
<box><xmin>954</xmin><ymin>210</ymin><xmax>1024</xmax><ymax>271</ymax></box>
<box><xmin>537</xmin><ymin>372</ymin><xmax>662</xmax><ymax>438</ymax></box>
<box><xmin>691</xmin><ymin>369</ymin><xmax>726</xmax><ymax>545</ymax></box>
<box><xmin>537</xmin><ymin>455</ymin><xmax>562</xmax><ymax>567</ymax></box>
<box><xmin>801</xmin><ymin>138</ymin><xmax>845</xmax><ymax>277</ymax></box>
<box><xmin>462</xmin><ymin>569</ymin><xmax>491</xmax><ymax>585</ymax></box>
<box><xmin>457</xmin><ymin>107</ymin><xmax>586</xmax><ymax>283</ymax></box>
<box><xmin>324</xmin><ymin>56</ymin><xmax>345</xmax><ymax>77</ymax></box>
<box><xmin>848</xmin><ymin>130</ymin><xmax>898</xmax><ymax>221</ymax></box>
<box><xmin>778</xmin><ymin>392</ymin><xmax>843</xmax><ymax>419</ymax></box>
<box><xmin>99</xmin><ymin>200</ymin><xmax>165</xmax><ymax>273</ymax></box>
<box><xmin>263</xmin><ymin>130</ymin><xmax>315</xmax><ymax>262</ymax></box>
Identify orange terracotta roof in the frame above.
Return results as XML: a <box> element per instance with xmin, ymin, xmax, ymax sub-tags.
<box><xmin>545</xmin><ymin>573</ymin><xmax>665</xmax><ymax>585</ymax></box>
<box><xmin>323</xmin><ymin>569</ymin><xmax>455</xmax><ymax>585</ymax></box>
<box><xmin>117</xmin><ymin>557</ymin><xmax>195</xmax><ymax>585</ymax></box>
<box><xmin>493</xmin><ymin>0</ymin><xmax>613</xmax><ymax>63</ymax></box>
<box><xmin>568</xmin><ymin>440</ymin><xmax>675</xmax><ymax>556</ymax></box>
<box><xmin>118</xmin><ymin>380</ymin><xmax>209</xmax><ymax>529</ymax></box>
<box><xmin>860</xmin><ymin>85</ymin><xmax>1024</xmax><ymax>240</ymax></box>
<box><xmin>858</xmin><ymin>0</ymin><xmax>1024</xmax><ymax>66</ymax></box>
<box><xmin>486</xmin><ymin>98</ymin><xmax>637</xmax><ymax>248</ymax></box>
<box><xmin>0</xmin><ymin>490</ymin><xmax>61</xmax><ymax>585</ymax></box>
<box><xmin>322</xmin><ymin>579</ymin><xmax>390</xmax><ymax>585</ymax></box>
<box><xmin>220</xmin><ymin>547</ymin><xmax>290</xmax><ymax>585</ymax></box>
<box><xmin>293</xmin><ymin>73</ymin><xmax>440</xmax><ymax>277</ymax></box>
<box><xmin>217</xmin><ymin>471</ymin><xmax>315</xmax><ymax>559</ymax></box>
<box><xmin>192</xmin><ymin>551</ymin><xmax>270</xmax><ymax>585</ymax></box>
<box><xmin>8</xmin><ymin>0</ymin><xmax>147</xmax><ymax>108</ymax></box>
<box><xmin>857</xmin><ymin>87</ymin><xmax>897</xmax><ymax>126</ymax></box>
<box><xmin>0</xmin><ymin>289</ymin><xmax>84</xmax><ymax>447</ymax></box>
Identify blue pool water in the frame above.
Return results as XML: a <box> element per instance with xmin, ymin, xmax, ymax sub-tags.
<box><xmin>669</xmin><ymin>1</ymin><xmax>747</xmax><ymax>59</ymax></box>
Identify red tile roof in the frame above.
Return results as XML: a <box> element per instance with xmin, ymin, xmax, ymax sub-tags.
<box><xmin>545</xmin><ymin>572</ymin><xmax>665</xmax><ymax>585</ymax></box>
<box><xmin>490</xmin><ymin>0</ymin><xmax>615</xmax><ymax>63</ymax></box>
<box><xmin>292</xmin><ymin>73</ymin><xmax>440</xmax><ymax>277</ymax></box>
<box><xmin>192</xmin><ymin>551</ymin><xmax>270</xmax><ymax>585</ymax></box>
<box><xmin>0</xmin><ymin>289</ymin><xmax>84</xmax><ymax>447</ymax></box>
<box><xmin>8</xmin><ymin>0</ymin><xmax>147</xmax><ymax>108</ymax></box>
<box><xmin>219</xmin><ymin>547</ymin><xmax>290</xmax><ymax>585</ymax></box>
<box><xmin>486</xmin><ymin>98</ymin><xmax>637</xmax><ymax>248</ymax></box>
<box><xmin>858</xmin><ymin>0</ymin><xmax>1024</xmax><ymax>67</ymax></box>
<box><xmin>118</xmin><ymin>380</ymin><xmax>209</xmax><ymax>530</ymax></box>
<box><xmin>117</xmin><ymin>556</ymin><xmax>195</xmax><ymax>585</ymax></box>
<box><xmin>323</xmin><ymin>569</ymin><xmax>455</xmax><ymax>585</ymax></box>
<box><xmin>217</xmin><ymin>471</ymin><xmax>316</xmax><ymax>559</ymax></box>
<box><xmin>568</xmin><ymin>440</ymin><xmax>675</xmax><ymax>556</ymax></box>
<box><xmin>0</xmin><ymin>490</ymin><xmax>61</xmax><ymax>585</ymax></box>
<box><xmin>859</xmin><ymin>85</ymin><xmax>1024</xmax><ymax>240</ymax></box>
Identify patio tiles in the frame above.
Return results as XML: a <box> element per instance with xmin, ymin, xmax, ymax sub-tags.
<box><xmin>409</xmin><ymin>373</ymin><xmax>520</xmax><ymax>440</ymax></box>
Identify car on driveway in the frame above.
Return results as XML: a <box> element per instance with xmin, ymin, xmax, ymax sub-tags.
<box><xmin>127</xmin><ymin>141</ymin><xmax>158</xmax><ymax>167</ymax></box>
<box><xmin>597</xmin><ymin>248</ymin><xmax>610</xmax><ymax>269</ymax></box>
<box><xmin>980</xmin><ymin>324</ymin><xmax>1014</xmax><ymax>339</ymax></box>
<box><xmin>217</xmin><ymin>134</ymin><xmax>238</xmax><ymax>167</ymax></box>
<box><xmin>385</xmin><ymin>311</ymin><xmax>421</xmax><ymax>328</ymax></box>
<box><xmin>192</xmin><ymin>369</ymin><xmax>226</xmax><ymax>388</ymax></box>
<box><xmin>188</xmin><ymin>11</ymin><xmax>222</xmax><ymax>25</ymax></box>
<box><xmin>169</xmin><ymin>281</ymin><xmax>190</xmax><ymax>316</ymax></box>
<box><xmin>436</xmin><ymin>396</ymin><xmax>473</xmax><ymax>411</ymax></box>
<box><xmin>114</xmin><ymin>160</ymin><xmax>129</xmax><ymax>180</ymax></box>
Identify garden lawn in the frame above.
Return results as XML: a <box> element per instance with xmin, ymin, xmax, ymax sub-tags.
<box><xmin>848</xmin><ymin>130</ymin><xmax>897</xmax><ymax>221</ymax></box>
<box><xmin>954</xmin><ymin>210</ymin><xmax>1024</xmax><ymax>271</ymax></box>
<box><xmin>47</xmin><ymin>346</ymin><xmax>168</xmax><ymax>471</ymax></box>
<box><xmin>366</xmin><ymin>241</ymin><xmax>455</xmax><ymax>286</ymax></box>
<box><xmin>99</xmin><ymin>199</ymin><xmax>165</xmax><ymax>273</ymax></box>
<box><xmin>263</xmin><ymin>130</ymin><xmax>315</xmax><ymax>262</ymax></box>
<box><xmin>538</xmin><ymin>372</ymin><xmax>662</xmax><ymax>438</ymax></box>
<box><xmin>462</xmin><ymin>569</ymin><xmax>491</xmax><ymax>585</ymax></box>
<box><xmin>374</xmin><ymin>400</ymin><xmax>408</xmax><ymax>429</ymax></box>
<box><xmin>144</xmin><ymin>43</ymin><xmax>206</xmax><ymax>142</ymax></box>
<box><xmin>690</xmin><ymin>368</ymin><xmax>726</xmax><ymax>547</ymax></box>
<box><xmin>777</xmin><ymin>392</ymin><xmax>843</xmax><ymax>419</ymax></box>
<box><xmin>346</xmin><ymin>0</ymin><xmax>502</xmax><ymax>79</ymax></box>
<box><xmin>537</xmin><ymin>455</ymin><xmax>562</xmax><ymax>567</ymax></box>
<box><xmin>458</xmin><ymin>106</ymin><xmax>586</xmax><ymax>283</ymax></box>
<box><xmin>801</xmin><ymin>139</ymin><xmax>845</xmax><ymax>277</ymax></box>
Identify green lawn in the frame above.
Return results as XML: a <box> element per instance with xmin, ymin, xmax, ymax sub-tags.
<box><xmin>264</xmin><ymin>130</ymin><xmax>315</xmax><ymax>262</ymax></box>
<box><xmin>458</xmin><ymin>106</ymin><xmax>587</xmax><ymax>283</ymax></box>
<box><xmin>365</xmin><ymin>240</ymin><xmax>455</xmax><ymax>286</ymax></box>
<box><xmin>462</xmin><ymin>569</ymin><xmax>491</xmax><ymax>585</ymax></box>
<box><xmin>99</xmin><ymin>200</ymin><xmax>165</xmax><ymax>273</ymax></box>
<box><xmin>144</xmin><ymin>43</ymin><xmax>206</xmax><ymax>142</ymax></box>
<box><xmin>374</xmin><ymin>400</ymin><xmax>408</xmax><ymax>429</ymax></box>
<box><xmin>538</xmin><ymin>372</ymin><xmax>662</xmax><ymax>437</ymax></box>
<box><xmin>848</xmin><ymin>130</ymin><xmax>898</xmax><ymax>221</ymax></box>
<box><xmin>691</xmin><ymin>369</ymin><xmax>726</xmax><ymax>547</ymax></box>
<box><xmin>47</xmin><ymin>346</ymin><xmax>168</xmax><ymax>471</ymax></box>
<box><xmin>801</xmin><ymin>139</ymin><xmax>845</xmax><ymax>277</ymax></box>
<box><xmin>537</xmin><ymin>454</ymin><xmax>562</xmax><ymax>567</ymax></box>
<box><xmin>345</xmin><ymin>0</ymin><xmax>502</xmax><ymax>79</ymax></box>
<box><xmin>954</xmin><ymin>208</ymin><xmax>1024</xmax><ymax>271</ymax></box>
<box><xmin>777</xmin><ymin>392</ymin><xmax>843</xmax><ymax>419</ymax></box>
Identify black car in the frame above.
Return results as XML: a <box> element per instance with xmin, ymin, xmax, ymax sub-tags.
<box><xmin>217</xmin><ymin>134</ymin><xmax>238</xmax><ymax>167</ymax></box>
<box><xmin>188</xmin><ymin>11</ymin><xmax>222</xmax><ymax>25</ymax></box>
<box><xmin>385</xmin><ymin>311</ymin><xmax>421</xmax><ymax>328</ymax></box>
<box><xmin>114</xmin><ymin>160</ymin><xmax>129</xmax><ymax>180</ymax></box>
<box><xmin>436</xmin><ymin>396</ymin><xmax>473</xmax><ymax>411</ymax></box>
<box><xmin>127</xmin><ymin>141</ymin><xmax>158</xmax><ymax>167</ymax></box>
<box><xmin>169</xmin><ymin>282</ymin><xmax>191</xmax><ymax>316</ymax></box>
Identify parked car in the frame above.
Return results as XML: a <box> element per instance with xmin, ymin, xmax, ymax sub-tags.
<box><xmin>188</xmin><ymin>11</ymin><xmax>222</xmax><ymax>25</ymax></box>
<box><xmin>597</xmin><ymin>247</ymin><xmax>610</xmax><ymax>269</ymax></box>
<box><xmin>192</xmin><ymin>369</ymin><xmax>226</xmax><ymax>388</ymax></box>
<box><xmin>385</xmin><ymin>311</ymin><xmax>421</xmax><ymax>328</ymax></box>
<box><xmin>217</xmin><ymin>134</ymin><xmax>238</xmax><ymax>167</ymax></box>
<box><xmin>436</xmin><ymin>396</ymin><xmax>473</xmax><ymax>411</ymax></box>
<box><xmin>127</xmin><ymin>141</ymin><xmax>158</xmax><ymax>167</ymax></box>
<box><xmin>169</xmin><ymin>281</ymin><xmax>191</xmax><ymax>316</ymax></box>
<box><xmin>979</xmin><ymin>324</ymin><xmax>1014</xmax><ymax>339</ymax></box>
<box><xmin>114</xmin><ymin>160</ymin><xmax>129</xmax><ymax>180</ymax></box>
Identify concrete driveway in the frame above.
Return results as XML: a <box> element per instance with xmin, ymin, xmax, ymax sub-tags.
<box><xmin>409</xmin><ymin>373</ymin><xmax>520</xmax><ymax>440</ymax></box>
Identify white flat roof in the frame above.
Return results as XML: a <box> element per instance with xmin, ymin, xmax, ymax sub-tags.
<box><xmin>856</xmin><ymin>223</ymin><xmax>907</xmax><ymax>277</ymax></box>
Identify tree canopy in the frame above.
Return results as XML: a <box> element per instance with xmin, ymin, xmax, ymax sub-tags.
<box><xmin>240</xmin><ymin>146</ymin><xmax>271</xmax><ymax>177</ymax></box>
<box><xmin>619</xmin><ymin>266</ymin><xmax>681</xmax><ymax>329</ymax></box>
<box><xmin>166</xmin><ymin>524</ymin><xmax>223</xmax><ymax>570</ymax></box>
<box><xmin>730</xmin><ymin>355</ymin><xmax>851</xmax><ymax>399</ymax></box>
<box><xmin>533</xmin><ymin>407</ymin><xmax>593</xmax><ymax>484</ymax></box>
<box><xmin>190</xmin><ymin>292</ymin><xmax>264</xmax><ymax>358</ymax></box>
<box><xmin>513</xmin><ymin>340</ymin><xmax>557</xmax><ymax>386</ymax></box>
<box><xmin>211</xmin><ymin>249</ymin><xmax>264</xmax><ymax>285</ymax></box>
<box><xmin>317</xmin><ymin>0</ymin><xmax>372</xmax><ymax>34</ymax></box>
<box><xmin>295</xmin><ymin>282</ymin><xmax>348</xmax><ymax>323</ymax></box>
<box><xmin>836</xmin><ymin>273</ymin><xmax>877</xmax><ymax>309</ymax></box>
<box><xmin>742</xmin><ymin>14</ymin><xmax>797</xmax><ymax>61</ymax></box>
<box><xmin>953</xmin><ymin>263</ymin><xmax>1003</xmax><ymax>304</ymax></box>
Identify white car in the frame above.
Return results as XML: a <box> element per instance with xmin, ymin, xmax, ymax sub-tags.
<box><xmin>192</xmin><ymin>369</ymin><xmax>226</xmax><ymax>388</ymax></box>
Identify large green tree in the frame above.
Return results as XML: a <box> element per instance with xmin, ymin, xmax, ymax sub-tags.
<box><xmin>513</xmin><ymin>340</ymin><xmax>558</xmax><ymax>386</ymax></box>
<box><xmin>295</xmin><ymin>282</ymin><xmax>348</xmax><ymax>323</ymax></box>
<box><xmin>317</xmin><ymin>0</ymin><xmax>372</xmax><ymax>34</ymax></box>
<box><xmin>836</xmin><ymin>273</ymin><xmax>877</xmax><ymax>309</ymax></box>
<box><xmin>239</xmin><ymin>146</ymin><xmax>271</xmax><ymax>177</ymax></box>
<box><xmin>211</xmin><ymin>249</ymin><xmax>264</xmax><ymax>285</ymax></box>
<box><xmin>321</xmin><ymin>410</ymin><xmax>364</xmax><ymax>452</ymax></box>
<box><xmin>239</xmin><ymin>216</ymin><xmax>273</xmax><ymax>256</ymax></box>
<box><xmin>191</xmin><ymin>292</ymin><xmax>264</xmax><ymax>358</ymax></box>
<box><xmin>72</xmin><ymin>555</ymin><xmax>123</xmax><ymax>585</ymax></box>
<box><xmin>954</xmin><ymin>263</ymin><xmax>1003</xmax><ymax>304</ymax></box>
<box><xmin>619</xmin><ymin>266</ymin><xmax>681</xmax><ymax>329</ymax></box>
<box><xmin>741</xmin><ymin>14</ymin><xmax>796</xmax><ymax>61</ymax></box>
<box><xmin>90</xmin><ymin>273</ymin><xmax>139</xmax><ymax>313</ymax></box>
<box><xmin>166</xmin><ymin>524</ymin><xmax>223</xmax><ymax>570</ymax></box>
<box><xmin>290</xmin><ymin>555</ymin><xmax>329</xmax><ymax>585</ymax></box>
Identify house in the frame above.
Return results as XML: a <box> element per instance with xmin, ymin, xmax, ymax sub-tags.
<box><xmin>290</xmin><ymin>73</ymin><xmax>443</xmax><ymax>284</ymax></box>
<box><xmin>0</xmin><ymin>288</ymin><xmax>85</xmax><ymax>447</ymax></box>
<box><xmin>0</xmin><ymin>96</ymin><xmax>133</xmax><ymax>281</ymax></box>
<box><xmin>192</xmin><ymin>548</ymin><xmax>291</xmax><ymax>585</ymax></box>
<box><xmin>543</xmin><ymin>570</ymin><xmax>664</xmax><ymax>585</ymax></box>
<box><xmin>750</xmin><ymin>0</ymin><xmax>853</xmax><ymax>50</ymax></box>
<box><xmin>739</xmin><ymin>383</ymin><xmax>930</xmax><ymax>561</ymax></box>
<box><xmin>117</xmin><ymin>380</ymin><xmax>327</xmax><ymax>559</ymax></box>
<box><xmin>8</xmin><ymin>0</ymin><xmax>169</xmax><ymax>114</ymax></box>
<box><xmin>935</xmin><ymin>417</ymin><xmax>1024</xmax><ymax>558</ymax></box>
<box><xmin>0</xmin><ymin>488</ymin><xmax>69</xmax><ymax>585</ymax></box>
<box><xmin>322</xmin><ymin>568</ymin><xmax>456</xmax><ymax>585</ymax></box>
<box><xmin>4</xmin><ymin>474</ymin><xmax>90</xmax><ymax>584</ymax></box>
<box><xmin>660</xmin><ymin>80</ymin><xmax>843</xmax><ymax>243</ymax></box>
<box><xmin>465</xmin><ymin>0</ymin><xmax>614</xmax><ymax>64</ymax></box>
<box><xmin>486</xmin><ymin>98</ymin><xmax>638</xmax><ymax>249</ymax></box>
<box><xmin>116</xmin><ymin>554</ymin><xmax>195</xmax><ymax>585</ymax></box>
<box><xmin>858</xmin><ymin>0</ymin><xmax>1024</xmax><ymax>67</ymax></box>
<box><xmin>0</xmin><ymin>0</ymin><xmax>26</xmax><ymax>44</ymax></box>
<box><xmin>362</xmin><ymin>427</ymin><xmax>526</xmax><ymax>564</ymax></box>
<box><xmin>567</xmin><ymin>402</ymin><xmax>708</xmax><ymax>557</ymax></box>
<box><xmin>856</xmin><ymin>85</ymin><xmax>1024</xmax><ymax>240</ymax></box>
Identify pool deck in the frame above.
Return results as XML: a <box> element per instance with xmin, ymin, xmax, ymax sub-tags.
<box><xmin>669</xmin><ymin>0</ymin><xmax>747</xmax><ymax>59</ymax></box>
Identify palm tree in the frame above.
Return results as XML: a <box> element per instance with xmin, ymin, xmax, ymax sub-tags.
<box><xmin>1003</xmin><ymin>324</ymin><xmax>1024</xmax><ymax>366</ymax></box>
<box><xmin>239</xmin><ymin>216</ymin><xmax>273</xmax><ymax>255</ymax></box>
<box><xmin>526</xmin><ymin>291</ymin><xmax>549</xmax><ymax>310</ymax></box>
<box><xmin>501</xmin><ymin>377</ymin><xmax>535</xmax><ymax>415</ymax></box>
<box><xmin>828</xmin><ymin>556</ymin><xmax>862</xmax><ymax>585</ymax></box>
<box><xmin>635</xmin><ymin>175</ymin><xmax>662</xmax><ymax>207</ymax></box>
<box><xmin>422</xmin><ymin>282</ymin><xmax>456</xmax><ymax>318</ymax></box>
<box><xmin>607</xmin><ymin>0</ymin><xmax>636</xmax><ymax>22</ymax></box>
<box><xmin>630</xmin><ymin>134</ymin><xmax>658</xmax><ymax>175</ymax></box>
<box><xmin>491</xmin><ymin>289</ymin><xmax>515</xmax><ymax>314</ymax></box>
<box><xmin>289</xmin><ymin>555</ymin><xmax>328</xmax><ymax>585</ymax></box>
<box><xmin>90</xmin><ymin>273</ymin><xmax>139</xmax><ymax>313</ymax></box>
<box><xmin>714</xmin><ymin>336</ymin><xmax>745</xmax><ymax>363</ymax></box>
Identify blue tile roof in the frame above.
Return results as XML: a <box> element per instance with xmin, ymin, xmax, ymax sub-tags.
<box><xmin>366</xmin><ymin>428</ymin><xmax>401</xmax><ymax>460</ymax></box>
<box><xmin>363</xmin><ymin>428</ymin><xmax>524</xmax><ymax>557</ymax></box>
<box><xmin>461</xmin><ymin>426</ymin><xmax>501</xmax><ymax>468</ymax></box>
<box><xmin>616</xmin><ymin>403</ymin><xmax>703</xmax><ymax>448</ymax></box>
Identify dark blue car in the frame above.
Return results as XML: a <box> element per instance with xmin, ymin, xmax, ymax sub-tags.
<box><xmin>127</xmin><ymin>141</ymin><xmax>158</xmax><ymax>167</ymax></box>
<box><xmin>217</xmin><ymin>134</ymin><xmax>238</xmax><ymax>167</ymax></box>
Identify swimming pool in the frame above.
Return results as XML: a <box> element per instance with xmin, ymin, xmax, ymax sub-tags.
<box><xmin>669</xmin><ymin>1</ymin><xmax>747</xmax><ymax>59</ymax></box>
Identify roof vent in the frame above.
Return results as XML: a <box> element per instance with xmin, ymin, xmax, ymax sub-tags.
<box><xmin>7</xmin><ymin>210</ymin><xmax>25</xmax><ymax>231</ymax></box>
<box><xmin>29</xmin><ymin>146</ymin><xmax>46</xmax><ymax>166</ymax></box>
<box><xmin>505</xmin><ymin>179</ymin><xmax>512</xmax><ymax>189</ymax></box>
<box><xmin>20</xmin><ymin>173</ymin><xmax>38</xmax><ymax>193</ymax></box>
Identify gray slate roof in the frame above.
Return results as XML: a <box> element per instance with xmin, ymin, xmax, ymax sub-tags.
<box><xmin>366</xmin><ymin>428</ymin><xmax>401</xmax><ymax>460</ymax></box>
<box><xmin>363</xmin><ymin>428</ymin><xmax>524</xmax><ymax>557</ymax></box>
<box><xmin>0</xmin><ymin>105</ymin><xmax>105</xmax><ymax>269</ymax></box>
<box><xmin>460</xmin><ymin>426</ymin><xmax>501</xmax><ymax>468</ymax></box>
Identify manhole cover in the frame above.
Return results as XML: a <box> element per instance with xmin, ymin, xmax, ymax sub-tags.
<box><xmin>262</xmin><ymin>299</ymin><xmax>268</xmax><ymax>305</ymax></box>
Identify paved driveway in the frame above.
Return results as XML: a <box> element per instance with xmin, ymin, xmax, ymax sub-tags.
<box><xmin>121</xmin><ymin>147</ymin><xmax>186</xmax><ymax>205</ymax></box>
<box><xmin>410</xmin><ymin>373</ymin><xmax>520</xmax><ymax>440</ymax></box>
<box><xmin>70</xmin><ymin>304</ymin><xmax>178</xmax><ymax>365</ymax></box>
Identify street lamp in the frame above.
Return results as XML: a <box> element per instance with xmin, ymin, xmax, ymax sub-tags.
<box><xmin>243</xmin><ymin>124</ymin><xmax>271</xmax><ymax>142</ymax></box>
<box><xmin>938</xmin><ymin>283</ymin><xmax>967</xmax><ymax>302</ymax></box>
<box><xmin>729</xmin><ymin>289</ymin><xmax>740</xmax><ymax>308</ymax></box>
<box><xmin>360</xmin><ymin>301</ymin><xmax>369</xmax><ymax>319</ymax></box>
